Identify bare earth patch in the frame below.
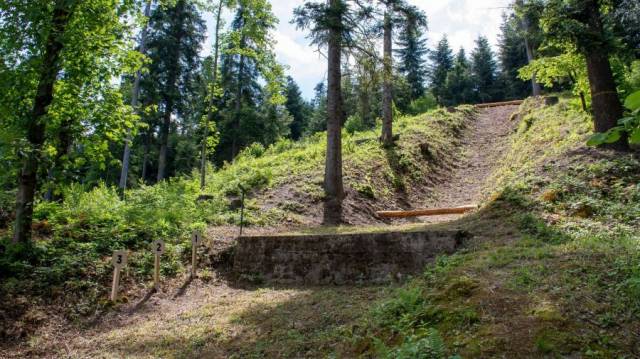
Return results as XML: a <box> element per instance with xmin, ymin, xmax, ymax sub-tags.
<box><xmin>416</xmin><ymin>105</ymin><xmax>519</xmax><ymax>225</ymax></box>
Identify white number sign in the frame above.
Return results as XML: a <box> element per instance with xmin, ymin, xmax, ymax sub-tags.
<box><xmin>192</xmin><ymin>231</ymin><xmax>202</xmax><ymax>245</ymax></box>
<box><xmin>152</xmin><ymin>240</ymin><xmax>165</xmax><ymax>255</ymax></box>
<box><xmin>112</xmin><ymin>250</ymin><xmax>128</xmax><ymax>269</ymax></box>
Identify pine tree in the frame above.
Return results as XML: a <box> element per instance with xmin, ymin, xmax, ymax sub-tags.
<box><xmin>342</xmin><ymin>67</ymin><xmax>358</xmax><ymax>123</ymax></box>
<box><xmin>284</xmin><ymin>76</ymin><xmax>310</xmax><ymax>140</ymax></box>
<box><xmin>614</xmin><ymin>0</ymin><xmax>640</xmax><ymax>56</ymax></box>
<box><xmin>394</xmin><ymin>10</ymin><xmax>428</xmax><ymax>100</ymax></box>
<box><xmin>429</xmin><ymin>35</ymin><xmax>454</xmax><ymax>104</ymax></box>
<box><xmin>200</xmin><ymin>0</ymin><xmax>226</xmax><ymax>189</ymax></box>
<box><xmin>497</xmin><ymin>12</ymin><xmax>530</xmax><ymax>100</ymax></box>
<box><xmin>470</xmin><ymin>36</ymin><xmax>499</xmax><ymax>103</ymax></box>
<box><xmin>294</xmin><ymin>0</ymin><xmax>367</xmax><ymax>224</ymax></box>
<box><xmin>144</xmin><ymin>0</ymin><xmax>205</xmax><ymax>181</ymax></box>
<box><xmin>352</xmin><ymin>49</ymin><xmax>381</xmax><ymax>127</ymax></box>
<box><xmin>217</xmin><ymin>1</ymin><xmax>284</xmax><ymax>161</ymax></box>
<box><xmin>443</xmin><ymin>48</ymin><xmax>474</xmax><ymax>106</ymax></box>
<box><xmin>305</xmin><ymin>82</ymin><xmax>328</xmax><ymax>135</ymax></box>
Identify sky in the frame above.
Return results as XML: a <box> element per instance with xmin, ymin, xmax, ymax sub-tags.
<box><xmin>203</xmin><ymin>0</ymin><xmax>512</xmax><ymax>99</ymax></box>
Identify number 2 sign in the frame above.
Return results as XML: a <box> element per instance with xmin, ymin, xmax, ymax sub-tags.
<box><xmin>152</xmin><ymin>240</ymin><xmax>165</xmax><ymax>255</ymax></box>
<box><xmin>192</xmin><ymin>231</ymin><xmax>202</xmax><ymax>245</ymax></box>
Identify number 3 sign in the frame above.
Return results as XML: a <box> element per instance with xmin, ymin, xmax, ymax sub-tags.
<box><xmin>112</xmin><ymin>250</ymin><xmax>128</xmax><ymax>269</ymax></box>
<box><xmin>152</xmin><ymin>240</ymin><xmax>165</xmax><ymax>255</ymax></box>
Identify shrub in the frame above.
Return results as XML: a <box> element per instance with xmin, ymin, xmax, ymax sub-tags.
<box><xmin>345</xmin><ymin>115</ymin><xmax>369</xmax><ymax>134</ymax></box>
<box><xmin>240</xmin><ymin>142</ymin><xmax>266</xmax><ymax>159</ymax></box>
<box><xmin>408</xmin><ymin>93</ymin><xmax>438</xmax><ymax>115</ymax></box>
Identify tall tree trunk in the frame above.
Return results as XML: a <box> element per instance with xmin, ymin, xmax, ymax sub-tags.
<box><xmin>156</xmin><ymin>2</ymin><xmax>184</xmax><ymax>181</ymax></box>
<box><xmin>14</xmin><ymin>0</ymin><xmax>72</xmax><ymax>243</ymax></box>
<box><xmin>323</xmin><ymin>0</ymin><xmax>345</xmax><ymax>225</ymax></box>
<box><xmin>517</xmin><ymin>0</ymin><xmax>542</xmax><ymax>96</ymax></box>
<box><xmin>119</xmin><ymin>0</ymin><xmax>153</xmax><ymax>190</ymax></box>
<box><xmin>523</xmin><ymin>37</ymin><xmax>541</xmax><ymax>96</ymax></box>
<box><xmin>141</xmin><ymin>128</ymin><xmax>151</xmax><ymax>182</ymax></box>
<box><xmin>583</xmin><ymin>0</ymin><xmax>627</xmax><ymax>150</ymax></box>
<box><xmin>157</xmin><ymin>99</ymin><xmax>173</xmax><ymax>181</ymax></box>
<box><xmin>360</xmin><ymin>85</ymin><xmax>371</xmax><ymax>127</ymax></box>
<box><xmin>585</xmin><ymin>52</ymin><xmax>627</xmax><ymax>149</ymax></box>
<box><xmin>200</xmin><ymin>0</ymin><xmax>223</xmax><ymax>189</ymax></box>
<box><xmin>231</xmin><ymin>52</ymin><xmax>245</xmax><ymax>160</ymax></box>
<box><xmin>381</xmin><ymin>11</ymin><xmax>394</xmax><ymax>146</ymax></box>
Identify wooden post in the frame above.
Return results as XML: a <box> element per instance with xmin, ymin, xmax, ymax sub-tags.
<box><xmin>111</xmin><ymin>267</ymin><xmax>121</xmax><ymax>301</ymax></box>
<box><xmin>153</xmin><ymin>254</ymin><xmax>160</xmax><ymax>289</ymax></box>
<box><xmin>239</xmin><ymin>188</ymin><xmax>245</xmax><ymax>237</ymax></box>
<box><xmin>111</xmin><ymin>250</ymin><xmax>128</xmax><ymax>301</ymax></box>
<box><xmin>152</xmin><ymin>240</ymin><xmax>165</xmax><ymax>290</ymax></box>
<box><xmin>191</xmin><ymin>231</ymin><xmax>201</xmax><ymax>278</ymax></box>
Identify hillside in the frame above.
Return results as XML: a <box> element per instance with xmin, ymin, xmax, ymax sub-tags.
<box><xmin>1</xmin><ymin>105</ymin><xmax>475</xmax><ymax>351</ymax></box>
<box><xmin>3</xmin><ymin>98</ymin><xmax>640</xmax><ymax>358</ymax></box>
<box><xmin>4</xmin><ymin>0</ymin><xmax>640</xmax><ymax>357</ymax></box>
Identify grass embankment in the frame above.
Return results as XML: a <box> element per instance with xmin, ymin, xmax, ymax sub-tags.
<box><xmin>348</xmin><ymin>98</ymin><xmax>640</xmax><ymax>358</ymax></box>
<box><xmin>57</xmin><ymin>98</ymin><xmax>640</xmax><ymax>359</ymax></box>
<box><xmin>0</xmin><ymin>106</ymin><xmax>473</xmax><ymax>341</ymax></box>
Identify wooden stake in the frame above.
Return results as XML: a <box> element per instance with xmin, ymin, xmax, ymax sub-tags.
<box><xmin>191</xmin><ymin>231</ymin><xmax>202</xmax><ymax>278</ymax></box>
<box><xmin>376</xmin><ymin>204</ymin><xmax>477</xmax><ymax>218</ymax></box>
<box><xmin>192</xmin><ymin>246</ymin><xmax>197</xmax><ymax>278</ymax></box>
<box><xmin>151</xmin><ymin>240</ymin><xmax>165</xmax><ymax>290</ymax></box>
<box><xmin>110</xmin><ymin>250</ymin><xmax>127</xmax><ymax>301</ymax></box>
<box><xmin>154</xmin><ymin>253</ymin><xmax>160</xmax><ymax>290</ymax></box>
<box><xmin>111</xmin><ymin>267</ymin><xmax>121</xmax><ymax>301</ymax></box>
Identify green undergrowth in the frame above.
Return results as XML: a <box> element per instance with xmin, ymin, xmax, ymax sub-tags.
<box><xmin>348</xmin><ymin>97</ymin><xmax>640</xmax><ymax>357</ymax></box>
<box><xmin>0</xmin><ymin>106</ymin><xmax>473</xmax><ymax>331</ymax></box>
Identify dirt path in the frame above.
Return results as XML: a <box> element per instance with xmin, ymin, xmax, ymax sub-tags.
<box><xmin>419</xmin><ymin>105</ymin><xmax>519</xmax><ymax>223</ymax></box>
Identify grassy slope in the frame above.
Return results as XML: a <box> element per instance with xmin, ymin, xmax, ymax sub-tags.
<box><xmin>345</xmin><ymin>98</ymin><xmax>640</xmax><ymax>358</ymax></box>
<box><xmin>0</xmin><ymin>106</ymin><xmax>474</xmax><ymax>343</ymax></box>
<box><xmin>38</xmin><ymin>98</ymin><xmax>640</xmax><ymax>359</ymax></box>
<box><xmin>6</xmin><ymin>98</ymin><xmax>640</xmax><ymax>358</ymax></box>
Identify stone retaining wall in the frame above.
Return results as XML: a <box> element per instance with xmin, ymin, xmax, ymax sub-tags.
<box><xmin>233</xmin><ymin>230</ymin><xmax>469</xmax><ymax>284</ymax></box>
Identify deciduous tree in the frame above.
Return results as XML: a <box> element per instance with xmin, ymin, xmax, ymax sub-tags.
<box><xmin>542</xmin><ymin>0</ymin><xmax>628</xmax><ymax>149</ymax></box>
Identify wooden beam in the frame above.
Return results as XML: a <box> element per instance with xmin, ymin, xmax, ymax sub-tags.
<box><xmin>475</xmin><ymin>100</ymin><xmax>523</xmax><ymax>108</ymax></box>
<box><xmin>376</xmin><ymin>205</ymin><xmax>477</xmax><ymax>218</ymax></box>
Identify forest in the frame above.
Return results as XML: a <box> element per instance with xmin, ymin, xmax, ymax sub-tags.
<box><xmin>1</xmin><ymin>0</ymin><xmax>640</xmax><ymax>357</ymax></box>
